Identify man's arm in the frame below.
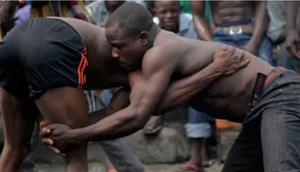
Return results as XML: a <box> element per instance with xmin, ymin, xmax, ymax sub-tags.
<box><xmin>155</xmin><ymin>47</ymin><xmax>248</xmax><ymax>114</ymax></box>
<box><xmin>128</xmin><ymin>64</ymin><xmax>221</xmax><ymax>115</ymax></box>
<box><xmin>286</xmin><ymin>1</ymin><xmax>300</xmax><ymax>30</ymax></box>
<box><xmin>71</xmin><ymin>49</ymin><xmax>177</xmax><ymax>142</ymax></box>
<box><xmin>129</xmin><ymin>47</ymin><xmax>247</xmax><ymax>115</ymax></box>
<box><xmin>285</xmin><ymin>1</ymin><xmax>300</xmax><ymax>59</ymax></box>
<box><xmin>190</xmin><ymin>1</ymin><xmax>213</xmax><ymax>41</ymax></box>
<box><xmin>0</xmin><ymin>1</ymin><xmax>20</xmax><ymax>25</ymax></box>
<box><xmin>155</xmin><ymin>63</ymin><xmax>223</xmax><ymax>115</ymax></box>
<box><xmin>41</xmin><ymin>60</ymin><xmax>171</xmax><ymax>150</ymax></box>
<box><xmin>88</xmin><ymin>88</ymin><xmax>131</xmax><ymax>125</ymax></box>
<box><xmin>243</xmin><ymin>1</ymin><xmax>268</xmax><ymax>55</ymax></box>
<box><xmin>41</xmin><ymin>46</ymin><xmax>249</xmax><ymax>151</ymax></box>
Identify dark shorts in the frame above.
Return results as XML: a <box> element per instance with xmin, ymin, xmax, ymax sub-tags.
<box><xmin>222</xmin><ymin>67</ymin><xmax>300</xmax><ymax>172</ymax></box>
<box><xmin>0</xmin><ymin>18</ymin><xmax>88</xmax><ymax>99</ymax></box>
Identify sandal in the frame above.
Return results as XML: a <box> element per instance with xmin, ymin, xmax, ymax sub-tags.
<box><xmin>108</xmin><ymin>169</ymin><xmax>118</xmax><ymax>172</ymax></box>
<box><xmin>177</xmin><ymin>164</ymin><xmax>206</xmax><ymax>172</ymax></box>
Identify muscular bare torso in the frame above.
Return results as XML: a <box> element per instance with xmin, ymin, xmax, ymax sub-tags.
<box><xmin>210</xmin><ymin>1</ymin><xmax>255</xmax><ymax>25</ymax></box>
<box><xmin>154</xmin><ymin>31</ymin><xmax>273</xmax><ymax>122</ymax></box>
<box><xmin>57</xmin><ymin>18</ymin><xmax>129</xmax><ymax>89</ymax></box>
<box><xmin>53</xmin><ymin>18</ymin><xmax>273</xmax><ymax>122</ymax></box>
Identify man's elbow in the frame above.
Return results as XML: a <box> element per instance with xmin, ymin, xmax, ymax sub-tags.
<box><xmin>135</xmin><ymin>112</ymin><xmax>150</xmax><ymax>130</ymax></box>
<box><xmin>123</xmin><ymin>108</ymin><xmax>150</xmax><ymax>131</ymax></box>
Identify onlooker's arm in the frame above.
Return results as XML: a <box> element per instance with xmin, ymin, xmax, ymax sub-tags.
<box><xmin>0</xmin><ymin>1</ymin><xmax>20</xmax><ymax>26</ymax></box>
<box><xmin>285</xmin><ymin>1</ymin><xmax>300</xmax><ymax>59</ymax></box>
<box><xmin>286</xmin><ymin>1</ymin><xmax>300</xmax><ymax>30</ymax></box>
<box><xmin>243</xmin><ymin>1</ymin><xmax>268</xmax><ymax>55</ymax></box>
<box><xmin>190</xmin><ymin>1</ymin><xmax>213</xmax><ymax>41</ymax></box>
<box><xmin>251</xmin><ymin>1</ymin><xmax>269</xmax><ymax>45</ymax></box>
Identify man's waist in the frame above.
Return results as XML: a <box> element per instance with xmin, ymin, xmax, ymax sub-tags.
<box><xmin>213</xmin><ymin>19</ymin><xmax>253</xmax><ymax>34</ymax></box>
<box><xmin>248</xmin><ymin>67</ymin><xmax>287</xmax><ymax>112</ymax></box>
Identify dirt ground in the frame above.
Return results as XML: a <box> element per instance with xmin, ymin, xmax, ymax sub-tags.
<box><xmin>36</xmin><ymin>162</ymin><xmax>224</xmax><ymax>172</ymax></box>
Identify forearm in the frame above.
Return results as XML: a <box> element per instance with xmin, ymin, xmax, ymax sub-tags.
<box><xmin>193</xmin><ymin>16</ymin><xmax>213</xmax><ymax>41</ymax></box>
<box><xmin>88</xmin><ymin>108</ymin><xmax>113</xmax><ymax>125</ymax></box>
<box><xmin>155</xmin><ymin>63</ymin><xmax>221</xmax><ymax>115</ymax></box>
<box><xmin>286</xmin><ymin>1</ymin><xmax>300</xmax><ymax>29</ymax></box>
<box><xmin>72</xmin><ymin>108</ymin><xmax>145</xmax><ymax>143</ymax></box>
<box><xmin>250</xmin><ymin>1</ymin><xmax>268</xmax><ymax>45</ymax></box>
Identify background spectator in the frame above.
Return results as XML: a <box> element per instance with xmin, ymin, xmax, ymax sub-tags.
<box><xmin>190</xmin><ymin>1</ymin><xmax>275</xmax><ymax>66</ymax></box>
<box><xmin>86</xmin><ymin>0</ymin><xmax>147</xmax><ymax>26</ymax></box>
<box><xmin>267</xmin><ymin>1</ymin><xmax>300</xmax><ymax>72</ymax></box>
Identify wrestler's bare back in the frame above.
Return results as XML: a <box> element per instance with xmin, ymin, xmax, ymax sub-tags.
<box><xmin>57</xmin><ymin>17</ymin><xmax>129</xmax><ymax>89</ymax></box>
<box><xmin>152</xmin><ymin>31</ymin><xmax>274</xmax><ymax>122</ymax></box>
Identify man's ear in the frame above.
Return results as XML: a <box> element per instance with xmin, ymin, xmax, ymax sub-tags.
<box><xmin>138</xmin><ymin>31</ymin><xmax>149</xmax><ymax>45</ymax></box>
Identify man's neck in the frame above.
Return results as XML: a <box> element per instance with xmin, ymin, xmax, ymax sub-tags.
<box><xmin>147</xmin><ymin>24</ymin><xmax>161</xmax><ymax>49</ymax></box>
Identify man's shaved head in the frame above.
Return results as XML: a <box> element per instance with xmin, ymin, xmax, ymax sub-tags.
<box><xmin>105</xmin><ymin>2</ymin><xmax>153</xmax><ymax>36</ymax></box>
<box><xmin>105</xmin><ymin>2</ymin><xmax>160</xmax><ymax>71</ymax></box>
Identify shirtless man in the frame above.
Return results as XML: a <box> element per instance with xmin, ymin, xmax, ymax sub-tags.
<box><xmin>41</xmin><ymin>3</ymin><xmax>300</xmax><ymax>172</ymax></box>
<box><xmin>0</xmin><ymin>16</ymin><xmax>246</xmax><ymax>172</ymax></box>
<box><xmin>190</xmin><ymin>1</ymin><xmax>275</xmax><ymax>66</ymax></box>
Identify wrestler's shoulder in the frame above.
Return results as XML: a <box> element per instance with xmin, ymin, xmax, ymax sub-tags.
<box><xmin>143</xmin><ymin>45</ymin><xmax>180</xmax><ymax>68</ymax></box>
<box><xmin>154</xmin><ymin>31</ymin><xmax>183</xmax><ymax>49</ymax></box>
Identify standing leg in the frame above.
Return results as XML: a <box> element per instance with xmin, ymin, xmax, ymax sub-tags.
<box><xmin>221</xmin><ymin>119</ymin><xmax>263</xmax><ymax>172</ymax></box>
<box><xmin>21</xmin><ymin>123</ymin><xmax>40</xmax><ymax>172</ymax></box>
<box><xmin>179</xmin><ymin>107</ymin><xmax>211</xmax><ymax>171</ymax></box>
<box><xmin>94</xmin><ymin>89</ymin><xmax>145</xmax><ymax>172</ymax></box>
<box><xmin>35</xmin><ymin>87</ymin><xmax>89</xmax><ymax>172</ymax></box>
<box><xmin>0</xmin><ymin>87</ymin><xmax>36</xmax><ymax>172</ymax></box>
<box><xmin>100</xmin><ymin>139</ymin><xmax>145</xmax><ymax>172</ymax></box>
<box><xmin>261</xmin><ymin>98</ymin><xmax>300</xmax><ymax>171</ymax></box>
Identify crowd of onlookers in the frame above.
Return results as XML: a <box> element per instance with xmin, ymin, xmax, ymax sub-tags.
<box><xmin>0</xmin><ymin>1</ymin><xmax>299</xmax><ymax>172</ymax></box>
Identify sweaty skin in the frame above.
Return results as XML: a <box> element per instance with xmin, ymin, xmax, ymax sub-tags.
<box><xmin>210</xmin><ymin>1</ymin><xmax>255</xmax><ymax>25</ymax></box>
<box><xmin>40</xmin><ymin>17</ymin><xmax>251</xmax><ymax>152</ymax></box>
<box><xmin>0</xmin><ymin>17</ymin><xmax>246</xmax><ymax>172</ymax></box>
<box><xmin>89</xmin><ymin>30</ymin><xmax>269</xmax><ymax>133</ymax></box>
<box><xmin>57</xmin><ymin>17</ymin><xmax>247</xmax><ymax>113</ymax></box>
<box><xmin>191</xmin><ymin>1</ymin><xmax>269</xmax><ymax>55</ymax></box>
<box><xmin>104</xmin><ymin>27</ymin><xmax>272</xmax><ymax>123</ymax></box>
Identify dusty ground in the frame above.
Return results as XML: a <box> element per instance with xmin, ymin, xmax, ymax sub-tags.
<box><xmin>36</xmin><ymin>162</ymin><xmax>224</xmax><ymax>172</ymax></box>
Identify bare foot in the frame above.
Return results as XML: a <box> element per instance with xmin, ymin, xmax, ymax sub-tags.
<box><xmin>143</xmin><ymin>115</ymin><xmax>163</xmax><ymax>135</ymax></box>
<box><xmin>105</xmin><ymin>156</ymin><xmax>117</xmax><ymax>172</ymax></box>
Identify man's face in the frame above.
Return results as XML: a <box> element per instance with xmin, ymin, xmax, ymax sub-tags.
<box><xmin>105</xmin><ymin>24</ymin><xmax>147</xmax><ymax>71</ymax></box>
<box><xmin>154</xmin><ymin>1</ymin><xmax>181</xmax><ymax>32</ymax></box>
